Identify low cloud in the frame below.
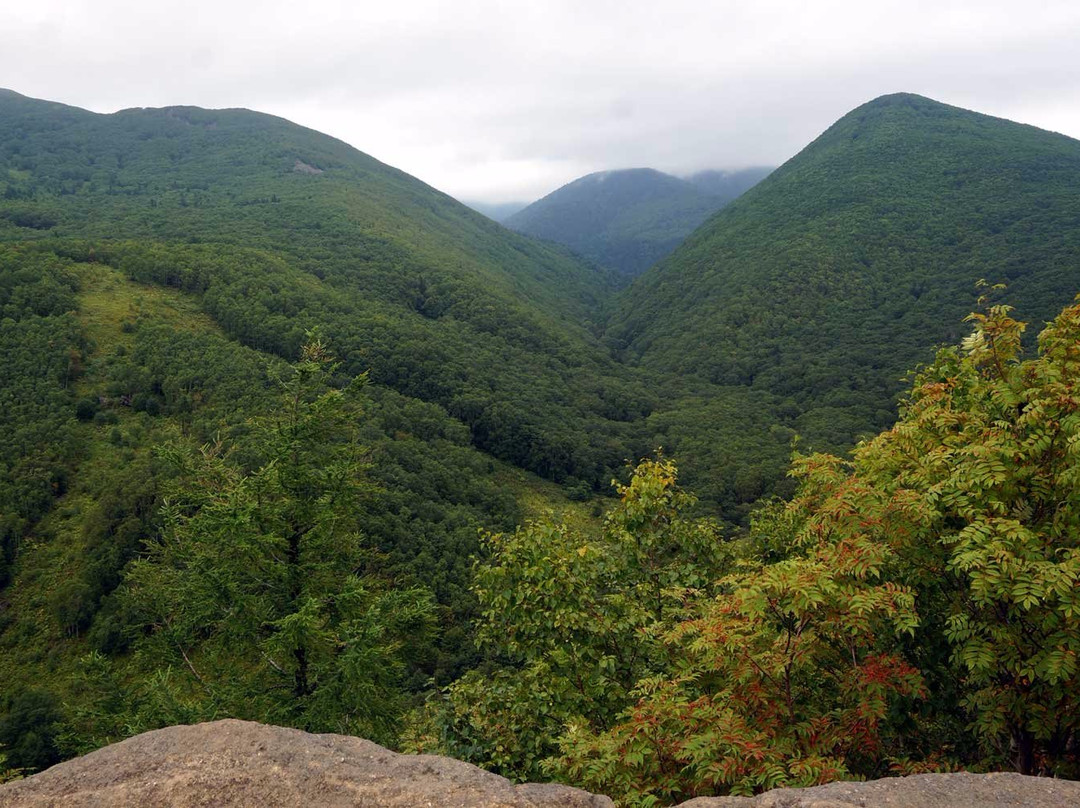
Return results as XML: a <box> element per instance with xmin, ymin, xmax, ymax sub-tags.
<box><xmin>4</xmin><ymin>0</ymin><xmax>1079</xmax><ymax>202</ymax></box>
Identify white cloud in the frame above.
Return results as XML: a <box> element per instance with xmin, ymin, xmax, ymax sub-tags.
<box><xmin>2</xmin><ymin>0</ymin><xmax>1079</xmax><ymax>201</ymax></box>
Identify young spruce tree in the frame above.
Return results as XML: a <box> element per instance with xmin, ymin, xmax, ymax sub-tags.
<box><xmin>122</xmin><ymin>337</ymin><xmax>433</xmax><ymax>743</ymax></box>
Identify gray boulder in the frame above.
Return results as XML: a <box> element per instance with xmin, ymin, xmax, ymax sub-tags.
<box><xmin>675</xmin><ymin>771</ymin><xmax>1080</xmax><ymax>807</ymax></box>
<box><xmin>0</xmin><ymin>719</ymin><xmax>612</xmax><ymax>807</ymax></box>
<box><xmin>2</xmin><ymin>721</ymin><xmax>1076</xmax><ymax>807</ymax></box>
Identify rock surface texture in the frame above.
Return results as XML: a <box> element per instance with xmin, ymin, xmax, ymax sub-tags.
<box><xmin>0</xmin><ymin>719</ymin><xmax>613</xmax><ymax>807</ymax></box>
<box><xmin>677</xmin><ymin>771</ymin><xmax>1080</xmax><ymax>807</ymax></box>
<box><xmin>1</xmin><ymin>721</ymin><xmax>1077</xmax><ymax>807</ymax></box>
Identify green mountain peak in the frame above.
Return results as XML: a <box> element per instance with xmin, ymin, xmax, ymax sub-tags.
<box><xmin>506</xmin><ymin>166</ymin><xmax>769</xmax><ymax>278</ymax></box>
<box><xmin>609</xmin><ymin>90</ymin><xmax>1080</xmax><ymax>471</ymax></box>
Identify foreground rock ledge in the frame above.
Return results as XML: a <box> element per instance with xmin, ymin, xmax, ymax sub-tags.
<box><xmin>680</xmin><ymin>770</ymin><xmax>1080</xmax><ymax>807</ymax></box>
<box><xmin>1</xmin><ymin>720</ymin><xmax>1077</xmax><ymax>808</ymax></box>
<box><xmin>0</xmin><ymin>720</ymin><xmax>612</xmax><ymax>808</ymax></box>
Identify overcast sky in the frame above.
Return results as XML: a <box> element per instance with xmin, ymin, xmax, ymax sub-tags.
<box><xmin>3</xmin><ymin>0</ymin><xmax>1080</xmax><ymax>202</ymax></box>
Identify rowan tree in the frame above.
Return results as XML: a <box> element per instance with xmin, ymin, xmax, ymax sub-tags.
<box><xmin>556</xmin><ymin>462</ymin><xmax>923</xmax><ymax>804</ymax></box>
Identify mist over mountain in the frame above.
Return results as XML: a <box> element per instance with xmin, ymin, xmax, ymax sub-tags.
<box><xmin>460</xmin><ymin>199</ymin><xmax>529</xmax><ymax>222</ymax></box>
<box><xmin>684</xmin><ymin>166</ymin><xmax>774</xmax><ymax>202</ymax></box>
<box><xmin>505</xmin><ymin>166</ymin><xmax>770</xmax><ymax>278</ymax></box>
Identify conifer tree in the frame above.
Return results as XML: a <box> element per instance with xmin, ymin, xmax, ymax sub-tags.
<box><xmin>123</xmin><ymin>337</ymin><xmax>434</xmax><ymax>742</ymax></box>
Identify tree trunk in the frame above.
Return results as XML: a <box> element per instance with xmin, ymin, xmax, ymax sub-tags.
<box><xmin>294</xmin><ymin>646</ymin><xmax>309</xmax><ymax>698</ymax></box>
<box><xmin>1013</xmin><ymin>727</ymin><xmax>1035</xmax><ymax>775</ymax></box>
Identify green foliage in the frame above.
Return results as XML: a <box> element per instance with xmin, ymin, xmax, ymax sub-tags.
<box><xmin>0</xmin><ymin>689</ymin><xmax>63</xmax><ymax>775</ymax></box>
<box><xmin>587</xmin><ymin>295</ymin><xmax>1080</xmax><ymax>791</ymax></box>
<box><xmin>610</xmin><ymin>93</ymin><xmax>1080</xmax><ymax>509</ymax></box>
<box><xmin>844</xmin><ymin>297</ymin><xmax>1080</xmax><ymax>774</ymax></box>
<box><xmin>440</xmin><ymin>297</ymin><xmax>1080</xmax><ymax>802</ymax></box>
<box><xmin>122</xmin><ymin>340</ymin><xmax>435</xmax><ymax>742</ymax></box>
<box><xmin>555</xmin><ymin>460</ymin><xmax>923</xmax><ymax>804</ymax></box>
<box><xmin>0</xmin><ymin>253</ymin><xmax>546</xmax><ymax>760</ymax></box>
<box><xmin>74</xmin><ymin>398</ymin><xmax>98</xmax><ymax>422</ymax></box>
<box><xmin>0</xmin><ymin>245</ymin><xmax>84</xmax><ymax>586</ymax></box>
<box><xmin>431</xmin><ymin>458</ymin><xmax>728</xmax><ymax>781</ymax></box>
<box><xmin>71</xmin><ymin>238</ymin><xmax>652</xmax><ymax>490</ymax></box>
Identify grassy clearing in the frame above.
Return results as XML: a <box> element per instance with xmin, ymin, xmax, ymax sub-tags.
<box><xmin>0</xmin><ymin>268</ymin><xmax>206</xmax><ymax>701</ymax></box>
<box><xmin>492</xmin><ymin>462</ymin><xmax>605</xmax><ymax>534</ymax></box>
<box><xmin>76</xmin><ymin>261</ymin><xmax>223</xmax><ymax>357</ymax></box>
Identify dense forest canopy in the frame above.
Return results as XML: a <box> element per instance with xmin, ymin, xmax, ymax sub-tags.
<box><xmin>611</xmin><ymin>94</ymin><xmax>1080</xmax><ymax>449</ymax></box>
<box><xmin>422</xmin><ymin>298</ymin><xmax>1080</xmax><ymax>803</ymax></box>
<box><xmin>0</xmin><ymin>88</ymin><xmax>659</xmax><ymax>495</ymax></box>
<box><xmin>1</xmin><ymin>88</ymin><xmax>1079</xmax><ymax>800</ymax></box>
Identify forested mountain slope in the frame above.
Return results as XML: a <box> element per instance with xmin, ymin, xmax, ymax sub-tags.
<box><xmin>7</xmin><ymin>90</ymin><xmax>1080</xmax><ymax>528</ymax></box>
<box><xmin>611</xmin><ymin>93</ymin><xmax>1080</xmax><ymax>451</ymax></box>
<box><xmin>0</xmin><ymin>89</ymin><xmax>607</xmax><ymax>322</ymax></box>
<box><xmin>505</xmin><ymin>167</ymin><xmax>766</xmax><ymax>278</ymax></box>
<box><xmin>6</xmin><ymin>89</ymin><xmax>1080</xmax><ymax>525</ymax></box>
<box><xmin>0</xmin><ymin>91</ymin><xmax>647</xmax><ymax>752</ymax></box>
<box><xmin>5</xmin><ymin>87</ymin><xmax>1080</xmax><ymax>786</ymax></box>
<box><xmin>0</xmin><ymin>241</ymin><xmax>608</xmax><ymax>763</ymax></box>
<box><xmin>0</xmin><ymin>89</ymin><xmax>649</xmax><ymax>489</ymax></box>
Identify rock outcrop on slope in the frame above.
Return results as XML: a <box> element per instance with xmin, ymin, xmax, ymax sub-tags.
<box><xmin>0</xmin><ymin>719</ymin><xmax>612</xmax><ymax>808</ymax></box>
<box><xmin>1</xmin><ymin>720</ymin><xmax>1077</xmax><ymax>807</ymax></box>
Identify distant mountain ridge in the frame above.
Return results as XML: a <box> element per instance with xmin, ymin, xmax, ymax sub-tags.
<box><xmin>505</xmin><ymin>166</ymin><xmax>771</xmax><ymax>278</ymax></box>
<box><xmin>461</xmin><ymin>199</ymin><xmax>529</xmax><ymax>222</ymax></box>
<box><xmin>685</xmin><ymin>166</ymin><xmax>774</xmax><ymax>203</ymax></box>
